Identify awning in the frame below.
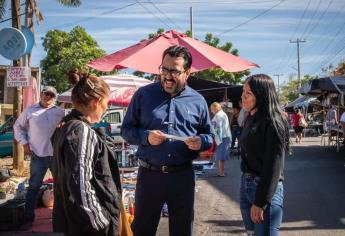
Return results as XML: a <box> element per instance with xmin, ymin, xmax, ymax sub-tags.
<box><xmin>187</xmin><ymin>76</ymin><xmax>243</xmax><ymax>106</ymax></box>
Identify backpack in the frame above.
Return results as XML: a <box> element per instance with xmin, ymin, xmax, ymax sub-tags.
<box><xmin>299</xmin><ymin>117</ymin><xmax>308</xmax><ymax>128</ymax></box>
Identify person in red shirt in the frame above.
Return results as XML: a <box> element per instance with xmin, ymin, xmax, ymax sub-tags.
<box><xmin>292</xmin><ymin>108</ymin><xmax>304</xmax><ymax>143</ymax></box>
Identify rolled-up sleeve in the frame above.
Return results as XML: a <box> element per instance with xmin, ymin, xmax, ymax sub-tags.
<box><xmin>121</xmin><ymin>91</ymin><xmax>150</xmax><ymax>146</ymax></box>
<box><xmin>13</xmin><ymin>110</ymin><xmax>29</xmax><ymax>145</ymax></box>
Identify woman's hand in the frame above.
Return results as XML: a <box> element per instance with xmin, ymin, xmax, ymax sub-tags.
<box><xmin>250</xmin><ymin>204</ymin><xmax>264</xmax><ymax>224</ymax></box>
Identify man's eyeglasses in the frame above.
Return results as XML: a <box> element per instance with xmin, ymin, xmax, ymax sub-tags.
<box><xmin>43</xmin><ymin>92</ymin><xmax>56</xmax><ymax>98</ymax></box>
<box><xmin>159</xmin><ymin>66</ymin><xmax>185</xmax><ymax>77</ymax></box>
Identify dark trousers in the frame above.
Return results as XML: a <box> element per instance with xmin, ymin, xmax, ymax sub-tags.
<box><xmin>231</xmin><ymin>126</ymin><xmax>241</xmax><ymax>149</ymax></box>
<box><xmin>132</xmin><ymin>166</ymin><xmax>195</xmax><ymax>236</ymax></box>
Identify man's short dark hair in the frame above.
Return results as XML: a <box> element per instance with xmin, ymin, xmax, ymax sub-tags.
<box><xmin>162</xmin><ymin>46</ymin><xmax>192</xmax><ymax>69</ymax></box>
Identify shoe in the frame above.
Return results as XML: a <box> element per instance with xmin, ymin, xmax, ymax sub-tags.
<box><xmin>19</xmin><ymin>220</ymin><xmax>33</xmax><ymax>231</ymax></box>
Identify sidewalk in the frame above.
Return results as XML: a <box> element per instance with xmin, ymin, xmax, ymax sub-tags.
<box><xmin>157</xmin><ymin>136</ymin><xmax>345</xmax><ymax>235</ymax></box>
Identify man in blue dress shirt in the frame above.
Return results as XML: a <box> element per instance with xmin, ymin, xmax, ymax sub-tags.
<box><xmin>121</xmin><ymin>46</ymin><xmax>213</xmax><ymax>236</ymax></box>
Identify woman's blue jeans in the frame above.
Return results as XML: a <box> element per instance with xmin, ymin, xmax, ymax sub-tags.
<box><xmin>240</xmin><ymin>175</ymin><xmax>284</xmax><ymax>236</ymax></box>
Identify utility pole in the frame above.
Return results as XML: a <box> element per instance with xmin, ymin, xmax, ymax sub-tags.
<box><xmin>273</xmin><ymin>74</ymin><xmax>283</xmax><ymax>100</ymax></box>
<box><xmin>190</xmin><ymin>7</ymin><xmax>193</xmax><ymax>38</ymax></box>
<box><xmin>290</xmin><ymin>39</ymin><xmax>306</xmax><ymax>89</ymax></box>
<box><xmin>12</xmin><ymin>0</ymin><xmax>24</xmax><ymax>172</ymax></box>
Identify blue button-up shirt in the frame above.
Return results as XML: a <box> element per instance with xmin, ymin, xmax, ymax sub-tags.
<box><xmin>121</xmin><ymin>82</ymin><xmax>213</xmax><ymax>166</ymax></box>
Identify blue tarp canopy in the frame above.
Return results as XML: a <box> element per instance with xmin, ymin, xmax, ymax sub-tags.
<box><xmin>299</xmin><ymin>76</ymin><xmax>345</xmax><ymax>96</ymax></box>
<box><xmin>284</xmin><ymin>95</ymin><xmax>319</xmax><ymax>113</ymax></box>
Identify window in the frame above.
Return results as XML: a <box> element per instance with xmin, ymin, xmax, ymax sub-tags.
<box><xmin>104</xmin><ymin>112</ymin><xmax>121</xmax><ymax>124</ymax></box>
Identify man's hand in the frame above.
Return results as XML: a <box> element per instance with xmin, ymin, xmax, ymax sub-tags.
<box><xmin>23</xmin><ymin>144</ymin><xmax>32</xmax><ymax>155</ymax></box>
<box><xmin>148</xmin><ymin>130</ymin><xmax>166</xmax><ymax>145</ymax></box>
<box><xmin>185</xmin><ymin>136</ymin><xmax>201</xmax><ymax>151</ymax></box>
<box><xmin>250</xmin><ymin>204</ymin><xmax>264</xmax><ymax>224</ymax></box>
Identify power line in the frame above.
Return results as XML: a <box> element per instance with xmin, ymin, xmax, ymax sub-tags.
<box><xmin>52</xmin><ymin>2</ymin><xmax>138</xmax><ymax>29</ymax></box>
<box><xmin>135</xmin><ymin>0</ymin><xmax>172</xmax><ymax>29</ymax></box>
<box><xmin>311</xmin><ymin>20</ymin><xmax>345</xmax><ymax>73</ymax></box>
<box><xmin>302</xmin><ymin>0</ymin><xmax>334</xmax><ymax>41</ymax></box>
<box><xmin>216</xmin><ymin>0</ymin><xmax>286</xmax><ymax>36</ymax></box>
<box><xmin>0</xmin><ymin>12</ymin><xmax>25</xmax><ymax>24</ymax></box>
<box><xmin>303</xmin><ymin>1</ymin><xmax>345</xmax><ymax>64</ymax></box>
<box><xmin>300</xmin><ymin>0</ymin><xmax>322</xmax><ymax>39</ymax></box>
<box><xmin>317</xmin><ymin>36</ymin><xmax>345</xmax><ymax>72</ymax></box>
<box><xmin>146</xmin><ymin>1</ymin><xmax>183</xmax><ymax>31</ymax></box>
<box><xmin>290</xmin><ymin>39</ymin><xmax>306</xmax><ymax>89</ymax></box>
<box><xmin>289</xmin><ymin>0</ymin><xmax>311</xmax><ymax>41</ymax></box>
<box><xmin>271</xmin><ymin>0</ymin><xmax>312</xmax><ymax>75</ymax></box>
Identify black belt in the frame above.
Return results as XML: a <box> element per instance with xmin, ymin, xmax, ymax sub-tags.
<box><xmin>139</xmin><ymin>159</ymin><xmax>192</xmax><ymax>174</ymax></box>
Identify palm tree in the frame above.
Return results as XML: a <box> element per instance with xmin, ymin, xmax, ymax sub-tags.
<box><xmin>0</xmin><ymin>0</ymin><xmax>81</xmax><ymax>20</ymax></box>
<box><xmin>0</xmin><ymin>0</ymin><xmax>81</xmax><ymax>172</ymax></box>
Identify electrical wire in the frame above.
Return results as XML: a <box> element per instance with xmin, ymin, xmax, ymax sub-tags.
<box><xmin>135</xmin><ymin>0</ymin><xmax>172</xmax><ymax>29</ymax></box>
<box><xmin>52</xmin><ymin>2</ymin><xmax>138</xmax><ymax>29</ymax></box>
<box><xmin>300</xmin><ymin>0</ymin><xmax>322</xmax><ymax>39</ymax></box>
<box><xmin>146</xmin><ymin>1</ymin><xmax>183</xmax><ymax>31</ymax></box>
<box><xmin>216</xmin><ymin>0</ymin><xmax>286</xmax><ymax>36</ymax></box>
<box><xmin>270</xmin><ymin>0</ymin><xmax>312</xmax><ymax>75</ymax></box>
<box><xmin>302</xmin><ymin>0</ymin><xmax>334</xmax><ymax>41</ymax></box>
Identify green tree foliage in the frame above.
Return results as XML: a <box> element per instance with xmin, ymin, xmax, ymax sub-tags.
<box><xmin>40</xmin><ymin>26</ymin><xmax>106</xmax><ymax>92</ymax></box>
<box><xmin>134</xmin><ymin>29</ymin><xmax>250</xmax><ymax>84</ymax></box>
<box><xmin>193</xmin><ymin>33</ymin><xmax>249</xmax><ymax>84</ymax></box>
<box><xmin>279</xmin><ymin>74</ymin><xmax>317</xmax><ymax>105</ymax></box>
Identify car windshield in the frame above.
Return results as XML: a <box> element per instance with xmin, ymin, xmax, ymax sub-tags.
<box><xmin>0</xmin><ymin>116</ymin><xmax>14</xmax><ymax>133</ymax></box>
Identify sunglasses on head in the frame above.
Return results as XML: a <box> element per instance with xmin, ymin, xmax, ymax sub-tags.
<box><xmin>43</xmin><ymin>92</ymin><xmax>56</xmax><ymax>98</ymax></box>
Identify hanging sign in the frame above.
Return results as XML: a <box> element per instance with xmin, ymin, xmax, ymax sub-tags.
<box><xmin>6</xmin><ymin>67</ymin><xmax>30</xmax><ymax>87</ymax></box>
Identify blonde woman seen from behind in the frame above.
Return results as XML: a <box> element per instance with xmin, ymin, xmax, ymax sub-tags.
<box><xmin>210</xmin><ymin>102</ymin><xmax>232</xmax><ymax>177</ymax></box>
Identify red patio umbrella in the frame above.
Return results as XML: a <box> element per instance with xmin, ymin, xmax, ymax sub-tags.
<box><xmin>58</xmin><ymin>74</ymin><xmax>152</xmax><ymax>106</ymax></box>
<box><xmin>108</xmin><ymin>87</ymin><xmax>137</xmax><ymax>107</ymax></box>
<box><xmin>87</xmin><ymin>30</ymin><xmax>259</xmax><ymax>74</ymax></box>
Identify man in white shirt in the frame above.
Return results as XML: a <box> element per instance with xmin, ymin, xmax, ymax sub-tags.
<box><xmin>14</xmin><ymin>86</ymin><xmax>64</xmax><ymax>229</ymax></box>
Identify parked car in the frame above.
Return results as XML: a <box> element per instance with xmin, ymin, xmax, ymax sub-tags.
<box><xmin>0</xmin><ymin>117</ymin><xmax>14</xmax><ymax>157</ymax></box>
<box><xmin>93</xmin><ymin>107</ymin><xmax>125</xmax><ymax>144</ymax></box>
<box><xmin>0</xmin><ymin>108</ymin><xmax>125</xmax><ymax>157</ymax></box>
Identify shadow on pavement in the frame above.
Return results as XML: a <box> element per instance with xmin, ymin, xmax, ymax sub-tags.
<box><xmin>201</xmin><ymin>138</ymin><xmax>345</xmax><ymax>234</ymax></box>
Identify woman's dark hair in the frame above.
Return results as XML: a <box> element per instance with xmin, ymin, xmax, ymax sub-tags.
<box><xmin>294</xmin><ymin>107</ymin><xmax>300</xmax><ymax>114</ymax></box>
<box><xmin>162</xmin><ymin>46</ymin><xmax>192</xmax><ymax>69</ymax></box>
<box><xmin>69</xmin><ymin>69</ymin><xmax>110</xmax><ymax>107</ymax></box>
<box><xmin>245</xmin><ymin>74</ymin><xmax>289</xmax><ymax>151</ymax></box>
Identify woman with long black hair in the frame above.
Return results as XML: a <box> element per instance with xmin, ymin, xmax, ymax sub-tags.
<box><xmin>239</xmin><ymin>74</ymin><xmax>289</xmax><ymax>236</ymax></box>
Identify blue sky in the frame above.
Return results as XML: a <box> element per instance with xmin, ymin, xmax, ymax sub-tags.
<box><xmin>1</xmin><ymin>0</ymin><xmax>345</xmax><ymax>85</ymax></box>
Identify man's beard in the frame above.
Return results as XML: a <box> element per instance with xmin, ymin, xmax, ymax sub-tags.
<box><xmin>161</xmin><ymin>78</ymin><xmax>185</xmax><ymax>95</ymax></box>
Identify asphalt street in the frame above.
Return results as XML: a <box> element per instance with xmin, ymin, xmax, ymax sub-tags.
<box><xmin>157</xmin><ymin>136</ymin><xmax>345</xmax><ymax>235</ymax></box>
